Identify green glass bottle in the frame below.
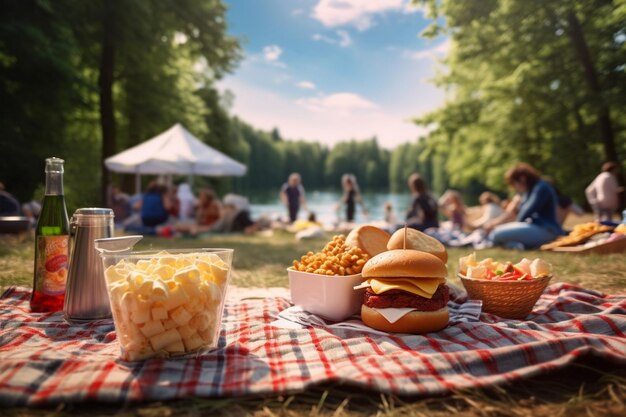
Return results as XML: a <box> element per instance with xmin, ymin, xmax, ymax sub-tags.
<box><xmin>30</xmin><ymin>157</ymin><xmax>70</xmax><ymax>313</ymax></box>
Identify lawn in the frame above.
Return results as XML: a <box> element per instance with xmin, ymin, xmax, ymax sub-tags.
<box><xmin>1</xmin><ymin>224</ymin><xmax>625</xmax><ymax>417</ymax></box>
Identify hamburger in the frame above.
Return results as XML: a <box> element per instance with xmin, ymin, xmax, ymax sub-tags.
<box><xmin>357</xmin><ymin>249</ymin><xmax>449</xmax><ymax>333</ymax></box>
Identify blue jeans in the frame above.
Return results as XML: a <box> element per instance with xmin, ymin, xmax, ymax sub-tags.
<box><xmin>489</xmin><ymin>222</ymin><xmax>558</xmax><ymax>250</ymax></box>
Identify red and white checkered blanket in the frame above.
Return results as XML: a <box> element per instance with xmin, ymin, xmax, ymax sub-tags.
<box><xmin>1</xmin><ymin>284</ymin><xmax>625</xmax><ymax>406</ymax></box>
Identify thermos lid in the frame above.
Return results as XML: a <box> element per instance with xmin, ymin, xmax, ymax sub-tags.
<box><xmin>71</xmin><ymin>208</ymin><xmax>114</xmax><ymax>226</ymax></box>
<box><xmin>74</xmin><ymin>207</ymin><xmax>113</xmax><ymax>216</ymax></box>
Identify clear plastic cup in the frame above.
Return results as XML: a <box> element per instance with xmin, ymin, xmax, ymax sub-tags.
<box><xmin>99</xmin><ymin>248</ymin><xmax>233</xmax><ymax>361</ymax></box>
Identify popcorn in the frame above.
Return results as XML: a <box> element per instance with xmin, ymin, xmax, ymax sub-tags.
<box><xmin>104</xmin><ymin>251</ymin><xmax>231</xmax><ymax>361</ymax></box>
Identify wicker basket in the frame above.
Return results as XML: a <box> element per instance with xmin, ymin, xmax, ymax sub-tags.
<box><xmin>457</xmin><ymin>273</ymin><xmax>553</xmax><ymax>319</ymax></box>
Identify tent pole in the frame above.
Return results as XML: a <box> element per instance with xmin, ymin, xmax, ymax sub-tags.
<box><xmin>135</xmin><ymin>172</ymin><xmax>141</xmax><ymax>195</ymax></box>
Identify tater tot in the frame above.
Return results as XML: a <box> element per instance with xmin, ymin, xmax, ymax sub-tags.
<box><xmin>290</xmin><ymin>234</ymin><xmax>369</xmax><ymax>276</ymax></box>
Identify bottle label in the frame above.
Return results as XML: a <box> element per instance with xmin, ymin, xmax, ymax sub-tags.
<box><xmin>36</xmin><ymin>235</ymin><xmax>69</xmax><ymax>295</ymax></box>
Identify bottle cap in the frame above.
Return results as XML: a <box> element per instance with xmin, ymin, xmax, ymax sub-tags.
<box><xmin>45</xmin><ymin>157</ymin><xmax>65</xmax><ymax>174</ymax></box>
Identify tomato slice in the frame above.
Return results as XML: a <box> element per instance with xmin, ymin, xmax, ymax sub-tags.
<box><xmin>498</xmin><ymin>271</ymin><xmax>521</xmax><ymax>281</ymax></box>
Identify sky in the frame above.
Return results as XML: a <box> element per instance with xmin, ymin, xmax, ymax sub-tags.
<box><xmin>218</xmin><ymin>0</ymin><xmax>449</xmax><ymax>149</ymax></box>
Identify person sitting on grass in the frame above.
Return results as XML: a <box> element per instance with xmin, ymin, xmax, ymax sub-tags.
<box><xmin>484</xmin><ymin>163</ymin><xmax>565</xmax><ymax>250</ymax></box>
<box><xmin>140</xmin><ymin>181</ymin><xmax>172</xmax><ymax>228</ymax></box>
<box><xmin>468</xmin><ymin>191</ymin><xmax>504</xmax><ymax>230</ymax></box>
<box><xmin>438</xmin><ymin>189</ymin><xmax>466</xmax><ymax>231</ymax></box>
<box><xmin>404</xmin><ymin>173</ymin><xmax>439</xmax><ymax>232</ymax></box>
<box><xmin>163</xmin><ymin>193</ymin><xmax>260</xmax><ymax>237</ymax></box>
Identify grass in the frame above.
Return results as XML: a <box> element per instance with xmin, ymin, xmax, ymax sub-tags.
<box><xmin>1</xmin><ymin>220</ymin><xmax>626</xmax><ymax>417</ymax></box>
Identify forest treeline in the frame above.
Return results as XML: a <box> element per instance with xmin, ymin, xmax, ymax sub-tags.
<box><xmin>1</xmin><ymin>0</ymin><xmax>624</xmax><ymax>213</ymax></box>
<box><xmin>226</xmin><ymin>119</ymin><xmax>442</xmax><ymax>197</ymax></box>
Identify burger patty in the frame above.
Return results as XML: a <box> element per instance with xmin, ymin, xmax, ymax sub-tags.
<box><xmin>363</xmin><ymin>284</ymin><xmax>449</xmax><ymax>310</ymax></box>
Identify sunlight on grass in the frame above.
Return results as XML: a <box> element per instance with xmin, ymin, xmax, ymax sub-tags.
<box><xmin>1</xmin><ymin>231</ymin><xmax>625</xmax><ymax>294</ymax></box>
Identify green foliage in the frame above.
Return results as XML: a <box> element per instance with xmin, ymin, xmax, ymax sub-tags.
<box><xmin>324</xmin><ymin>138</ymin><xmax>390</xmax><ymax>191</ymax></box>
<box><xmin>388</xmin><ymin>140</ymin><xmax>439</xmax><ymax>194</ymax></box>
<box><xmin>0</xmin><ymin>0</ymin><xmax>241</xmax><ymax>207</ymax></box>
<box><xmin>0</xmin><ymin>0</ymin><xmax>85</xmax><ymax>202</ymax></box>
<box><xmin>11</xmin><ymin>0</ymin><xmax>621</xmax><ymax>209</ymax></box>
<box><xmin>278</xmin><ymin>140</ymin><xmax>328</xmax><ymax>190</ymax></box>
<box><xmin>416</xmin><ymin>0</ymin><xmax>626</xmax><ymax>204</ymax></box>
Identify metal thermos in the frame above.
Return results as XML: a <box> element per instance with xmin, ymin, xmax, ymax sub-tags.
<box><xmin>64</xmin><ymin>208</ymin><xmax>114</xmax><ymax>323</ymax></box>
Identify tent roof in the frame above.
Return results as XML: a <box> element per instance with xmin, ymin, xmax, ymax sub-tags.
<box><xmin>105</xmin><ymin>123</ymin><xmax>246</xmax><ymax>176</ymax></box>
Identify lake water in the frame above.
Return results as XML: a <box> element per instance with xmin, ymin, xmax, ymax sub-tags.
<box><xmin>248</xmin><ymin>191</ymin><xmax>413</xmax><ymax>226</ymax></box>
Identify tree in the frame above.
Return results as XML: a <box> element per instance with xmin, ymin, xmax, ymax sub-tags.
<box><xmin>416</xmin><ymin>0</ymin><xmax>625</xmax><ymax>204</ymax></box>
<box><xmin>0</xmin><ymin>0</ymin><xmax>84</xmax><ymax>203</ymax></box>
<box><xmin>0</xmin><ymin>0</ymin><xmax>242</xmax><ymax>206</ymax></box>
<box><xmin>92</xmin><ymin>0</ymin><xmax>241</xmax><ymax>203</ymax></box>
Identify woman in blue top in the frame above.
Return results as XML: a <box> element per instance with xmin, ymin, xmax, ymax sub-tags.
<box><xmin>140</xmin><ymin>182</ymin><xmax>172</xmax><ymax>227</ymax></box>
<box><xmin>485</xmin><ymin>163</ymin><xmax>565</xmax><ymax>249</ymax></box>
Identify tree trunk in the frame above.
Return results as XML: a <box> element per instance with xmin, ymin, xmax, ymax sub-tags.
<box><xmin>566</xmin><ymin>10</ymin><xmax>624</xmax><ymax>211</ymax></box>
<box><xmin>98</xmin><ymin>1</ymin><xmax>116</xmax><ymax>205</ymax></box>
<box><xmin>566</xmin><ymin>11</ymin><xmax>617</xmax><ymax>163</ymax></box>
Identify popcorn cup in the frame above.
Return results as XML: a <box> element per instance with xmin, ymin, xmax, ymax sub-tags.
<box><xmin>97</xmin><ymin>242</ymin><xmax>233</xmax><ymax>361</ymax></box>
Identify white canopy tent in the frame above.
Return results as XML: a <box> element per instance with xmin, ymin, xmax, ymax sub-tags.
<box><xmin>105</xmin><ymin>123</ymin><xmax>246</xmax><ymax>192</ymax></box>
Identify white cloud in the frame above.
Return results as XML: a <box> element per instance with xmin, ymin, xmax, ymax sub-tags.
<box><xmin>263</xmin><ymin>45</ymin><xmax>283</xmax><ymax>62</ymax></box>
<box><xmin>312</xmin><ymin>0</ymin><xmax>408</xmax><ymax>30</ymax></box>
<box><xmin>297</xmin><ymin>93</ymin><xmax>377</xmax><ymax>113</ymax></box>
<box><xmin>406</xmin><ymin>39</ymin><xmax>451</xmax><ymax>60</ymax></box>
<box><xmin>218</xmin><ymin>77</ymin><xmax>432</xmax><ymax>149</ymax></box>
<box><xmin>313</xmin><ymin>33</ymin><xmax>335</xmax><ymax>44</ymax></box>
<box><xmin>312</xmin><ymin>30</ymin><xmax>352</xmax><ymax>47</ymax></box>
<box><xmin>337</xmin><ymin>30</ymin><xmax>352</xmax><ymax>47</ymax></box>
<box><xmin>261</xmin><ymin>44</ymin><xmax>287</xmax><ymax>68</ymax></box>
<box><xmin>403</xmin><ymin>2</ymin><xmax>428</xmax><ymax>15</ymax></box>
<box><xmin>297</xmin><ymin>81</ymin><xmax>316</xmax><ymax>90</ymax></box>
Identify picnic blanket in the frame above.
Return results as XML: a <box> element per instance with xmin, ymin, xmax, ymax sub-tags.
<box><xmin>1</xmin><ymin>283</ymin><xmax>626</xmax><ymax>406</ymax></box>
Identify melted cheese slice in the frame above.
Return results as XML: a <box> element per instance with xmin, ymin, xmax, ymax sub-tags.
<box><xmin>375</xmin><ymin>307</ymin><xmax>418</xmax><ymax>324</ymax></box>
<box><xmin>367</xmin><ymin>277</ymin><xmax>445</xmax><ymax>299</ymax></box>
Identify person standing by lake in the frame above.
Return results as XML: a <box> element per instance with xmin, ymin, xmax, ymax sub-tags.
<box><xmin>405</xmin><ymin>173</ymin><xmax>439</xmax><ymax>231</ymax></box>
<box><xmin>279</xmin><ymin>173</ymin><xmax>307</xmax><ymax>223</ymax></box>
<box><xmin>336</xmin><ymin>173</ymin><xmax>367</xmax><ymax>222</ymax></box>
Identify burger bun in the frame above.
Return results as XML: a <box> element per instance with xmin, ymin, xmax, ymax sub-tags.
<box><xmin>346</xmin><ymin>225</ymin><xmax>390</xmax><ymax>257</ymax></box>
<box><xmin>387</xmin><ymin>228</ymin><xmax>448</xmax><ymax>263</ymax></box>
<box><xmin>361</xmin><ymin>305</ymin><xmax>449</xmax><ymax>334</ymax></box>
<box><xmin>362</xmin><ymin>249</ymin><xmax>447</xmax><ymax>279</ymax></box>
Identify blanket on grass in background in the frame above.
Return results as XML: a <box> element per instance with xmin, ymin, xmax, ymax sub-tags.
<box><xmin>1</xmin><ymin>283</ymin><xmax>625</xmax><ymax>406</ymax></box>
